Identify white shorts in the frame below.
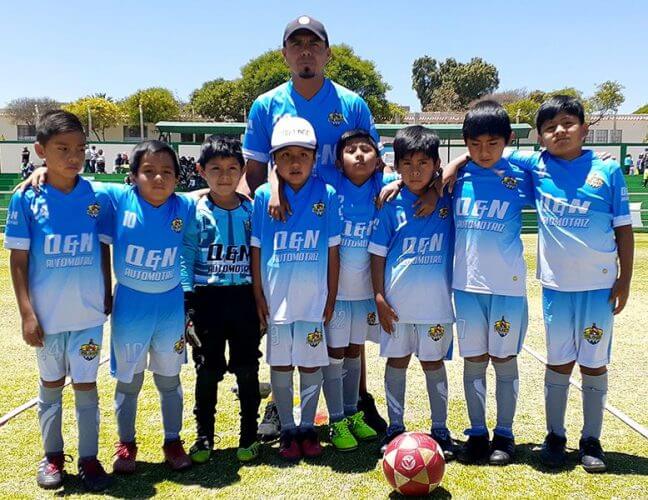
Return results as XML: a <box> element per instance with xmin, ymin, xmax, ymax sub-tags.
<box><xmin>379</xmin><ymin>323</ymin><xmax>453</xmax><ymax>362</ymax></box>
<box><xmin>454</xmin><ymin>290</ymin><xmax>528</xmax><ymax>358</ymax></box>
<box><xmin>266</xmin><ymin>321</ymin><xmax>329</xmax><ymax>367</ymax></box>
<box><xmin>326</xmin><ymin>299</ymin><xmax>381</xmax><ymax>348</ymax></box>
<box><xmin>36</xmin><ymin>325</ymin><xmax>104</xmax><ymax>383</ymax></box>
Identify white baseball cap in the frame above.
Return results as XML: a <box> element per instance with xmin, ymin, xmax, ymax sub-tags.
<box><xmin>270</xmin><ymin>115</ymin><xmax>317</xmax><ymax>154</ymax></box>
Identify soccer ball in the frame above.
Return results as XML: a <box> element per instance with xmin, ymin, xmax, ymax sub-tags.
<box><xmin>382</xmin><ymin>432</ymin><xmax>445</xmax><ymax>495</ymax></box>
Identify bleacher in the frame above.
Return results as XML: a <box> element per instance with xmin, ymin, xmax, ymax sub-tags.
<box><xmin>1</xmin><ymin>173</ymin><xmax>647</xmax><ymax>233</ymax></box>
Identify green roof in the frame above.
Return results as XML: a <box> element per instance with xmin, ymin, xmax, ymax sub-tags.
<box><xmin>156</xmin><ymin>121</ymin><xmax>247</xmax><ymax>135</ymax></box>
<box><xmin>375</xmin><ymin>123</ymin><xmax>532</xmax><ymax>139</ymax></box>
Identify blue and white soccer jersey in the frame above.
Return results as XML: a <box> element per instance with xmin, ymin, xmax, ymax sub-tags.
<box><xmin>508</xmin><ymin>150</ymin><xmax>631</xmax><ymax>366</ymax></box>
<box><xmin>368</xmin><ymin>188</ymin><xmax>455</xmax><ymax>361</ymax></box>
<box><xmin>101</xmin><ymin>184</ymin><xmax>196</xmax><ymax>382</ymax></box>
<box><xmin>242</xmin><ymin>78</ymin><xmax>381</xmax><ymax>177</ymax></box>
<box><xmin>251</xmin><ymin>177</ymin><xmax>341</xmax><ymax>366</ymax></box>
<box><xmin>4</xmin><ymin>179</ymin><xmax>111</xmax><ymax>382</ymax></box>
<box><xmin>452</xmin><ymin>160</ymin><xmax>533</xmax><ymax>357</ymax></box>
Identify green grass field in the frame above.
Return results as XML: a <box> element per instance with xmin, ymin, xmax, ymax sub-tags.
<box><xmin>0</xmin><ymin>234</ymin><xmax>647</xmax><ymax>498</ymax></box>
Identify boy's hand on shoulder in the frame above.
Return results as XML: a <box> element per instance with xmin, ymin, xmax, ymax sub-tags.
<box><xmin>268</xmin><ymin>186</ymin><xmax>291</xmax><ymax>222</ymax></box>
<box><xmin>610</xmin><ymin>277</ymin><xmax>630</xmax><ymax>315</ymax></box>
<box><xmin>22</xmin><ymin>313</ymin><xmax>44</xmax><ymax>347</ymax></box>
<box><xmin>375</xmin><ymin>294</ymin><xmax>398</xmax><ymax>334</ymax></box>
<box><xmin>14</xmin><ymin>167</ymin><xmax>48</xmax><ymax>193</ymax></box>
<box><xmin>377</xmin><ymin>180</ymin><xmax>403</xmax><ymax>208</ymax></box>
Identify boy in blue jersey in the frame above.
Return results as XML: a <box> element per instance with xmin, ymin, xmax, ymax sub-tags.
<box><xmin>451</xmin><ymin>102</ymin><xmax>534</xmax><ymax>465</ymax></box>
<box><xmin>4</xmin><ymin>111</ymin><xmax>112</xmax><ymax>491</ymax></box>
<box><xmin>368</xmin><ymin>126</ymin><xmax>456</xmax><ymax>459</ymax></box>
<box><xmin>507</xmin><ymin>96</ymin><xmax>634</xmax><ymax>472</ymax></box>
<box><xmin>251</xmin><ymin>116</ymin><xmax>342</xmax><ymax>461</ymax></box>
<box><xmin>181</xmin><ymin>137</ymin><xmax>262</xmax><ymax>463</ymax></box>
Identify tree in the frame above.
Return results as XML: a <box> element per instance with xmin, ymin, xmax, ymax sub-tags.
<box><xmin>5</xmin><ymin>97</ymin><xmax>60</xmax><ymax>125</ymax></box>
<box><xmin>411</xmin><ymin>57</ymin><xmax>499</xmax><ymax>111</ymax></box>
<box><xmin>63</xmin><ymin>96</ymin><xmax>124</xmax><ymax>141</ymax></box>
<box><xmin>473</xmin><ymin>88</ymin><xmax>529</xmax><ymax>107</ymax></box>
<box><xmin>190</xmin><ymin>79</ymin><xmax>246</xmax><ymax>121</ymax></box>
<box><xmin>121</xmin><ymin>87</ymin><xmax>180</xmax><ymax>125</ymax></box>
<box><xmin>634</xmin><ymin>103</ymin><xmax>648</xmax><ymax>114</ymax></box>
<box><xmin>588</xmin><ymin>81</ymin><xmax>625</xmax><ymax>125</ymax></box>
<box><xmin>504</xmin><ymin>98</ymin><xmax>541</xmax><ymax>126</ymax></box>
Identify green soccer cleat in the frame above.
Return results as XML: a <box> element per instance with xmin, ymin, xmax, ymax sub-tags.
<box><xmin>330</xmin><ymin>419</ymin><xmax>358</xmax><ymax>452</ymax></box>
<box><xmin>347</xmin><ymin>411</ymin><xmax>378</xmax><ymax>441</ymax></box>
<box><xmin>237</xmin><ymin>441</ymin><xmax>261</xmax><ymax>462</ymax></box>
<box><xmin>189</xmin><ymin>437</ymin><xmax>212</xmax><ymax>464</ymax></box>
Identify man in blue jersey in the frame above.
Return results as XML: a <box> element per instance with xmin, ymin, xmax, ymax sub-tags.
<box><xmin>507</xmin><ymin>96</ymin><xmax>634</xmax><ymax>472</ymax></box>
<box><xmin>368</xmin><ymin>126</ymin><xmax>456</xmax><ymax>459</ymax></box>
<box><xmin>5</xmin><ymin>110</ymin><xmax>112</xmax><ymax>491</ymax></box>
<box><xmin>451</xmin><ymin>102</ymin><xmax>534</xmax><ymax>466</ymax></box>
<box><xmin>181</xmin><ymin>137</ymin><xmax>262</xmax><ymax>464</ymax></box>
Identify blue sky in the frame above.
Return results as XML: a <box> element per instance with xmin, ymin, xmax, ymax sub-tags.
<box><xmin>0</xmin><ymin>0</ymin><xmax>645</xmax><ymax>113</ymax></box>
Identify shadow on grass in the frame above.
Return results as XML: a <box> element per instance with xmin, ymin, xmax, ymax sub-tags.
<box><xmin>388</xmin><ymin>485</ymin><xmax>452</xmax><ymax>499</ymax></box>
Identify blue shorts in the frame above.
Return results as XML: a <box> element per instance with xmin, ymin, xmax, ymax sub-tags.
<box><xmin>454</xmin><ymin>290</ymin><xmax>528</xmax><ymax>358</ymax></box>
<box><xmin>110</xmin><ymin>284</ymin><xmax>186</xmax><ymax>383</ymax></box>
<box><xmin>542</xmin><ymin>288</ymin><xmax>613</xmax><ymax>368</ymax></box>
<box><xmin>326</xmin><ymin>299</ymin><xmax>380</xmax><ymax>348</ymax></box>
<box><xmin>266</xmin><ymin>321</ymin><xmax>329</xmax><ymax>368</ymax></box>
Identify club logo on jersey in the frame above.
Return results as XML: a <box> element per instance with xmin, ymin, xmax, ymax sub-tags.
<box><xmin>428</xmin><ymin>324</ymin><xmax>445</xmax><ymax>341</ymax></box>
<box><xmin>171</xmin><ymin>218</ymin><xmax>183</xmax><ymax>232</ymax></box>
<box><xmin>328</xmin><ymin>111</ymin><xmax>344</xmax><ymax>127</ymax></box>
<box><xmin>367</xmin><ymin>312</ymin><xmax>378</xmax><ymax>326</ymax></box>
<box><xmin>174</xmin><ymin>336</ymin><xmax>186</xmax><ymax>354</ymax></box>
<box><xmin>306</xmin><ymin>328</ymin><xmax>323</xmax><ymax>347</ymax></box>
<box><xmin>586</xmin><ymin>173</ymin><xmax>604</xmax><ymax>189</ymax></box>
<box><xmin>583</xmin><ymin>323</ymin><xmax>603</xmax><ymax>345</ymax></box>
<box><xmin>438</xmin><ymin>207</ymin><xmax>449</xmax><ymax>219</ymax></box>
<box><xmin>79</xmin><ymin>339</ymin><xmax>100</xmax><ymax>361</ymax></box>
<box><xmin>86</xmin><ymin>202</ymin><xmax>100</xmax><ymax>218</ymax></box>
<box><xmin>494</xmin><ymin>316</ymin><xmax>511</xmax><ymax>337</ymax></box>
<box><xmin>312</xmin><ymin>201</ymin><xmax>325</xmax><ymax>216</ymax></box>
<box><xmin>502</xmin><ymin>176</ymin><xmax>518</xmax><ymax>189</ymax></box>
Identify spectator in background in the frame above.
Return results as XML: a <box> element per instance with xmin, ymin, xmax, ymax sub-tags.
<box><xmin>21</xmin><ymin>147</ymin><xmax>30</xmax><ymax>165</ymax></box>
<box><xmin>84</xmin><ymin>145</ymin><xmax>92</xmax><ymax>172</ymax></box>
<box><xmin>638</xmin><ymin>153</ymin><xmax>645</xmax><ymax>175</ymax></box>
<box><xmin>643</xmin><ymin>164</ymin><xmax>648</xmax><ymax>188</ymax></box>
<box><xmin>96</xmin><ymin>149</ymin><xmax>106</xmax><ymax>173</ymax></box>
<box><xmin>115</xmin><ymin>153</ymin><xmax>123</xmax><ymax>172</ymax></box>
<box><xmin>625</xmin><ymin>154</ymin><xmax>635</xmax><ymax>175</ymax></box>
<box><xmin>89</xmin><ymin>146</ymin><xmax>97</xmax><ymax>172</ymax></box>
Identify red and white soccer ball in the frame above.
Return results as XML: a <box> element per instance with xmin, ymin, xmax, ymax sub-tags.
<box><xmin>382</xmin><ymin>432</ymin><xmax>445</xmax><ymax>496</ymax></box>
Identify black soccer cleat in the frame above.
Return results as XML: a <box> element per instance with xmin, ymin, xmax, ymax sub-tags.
<box><xmin>579</xmin><ymin>437</ymin><xmax>607</xmax><ymax>473</ymax></box>
<box><xmin>489</xmin><ymin>433</ymin><xmax>515</xmax><ymax>466</ymax></box>
<box><xmin>457</xmin><ymin>433</ymin><xmax>490</xmax><ymax>464</ymax></box>
<box><xmin>431</xmin><ymin>428</ymin><xmax>457</xmax><ymax>462</ymax></box>
<box><xmin>540</xmin><ymin>432</ymin><xmax>568</xmax><ymax>468</ymax></box>
<box><xmin>358</xmin><ymin>392</ymin><xmax>388</xmax><ymax>434</ymax></box>
<box><xmin>380</xmin><ymin>427</ymin><xmax>405</xmax><ymax>455</ymax></box>
<box><xmin>78</xmin><ymin>457</ymin><xmax>112</xmax><ymax>492</ymax></box>
<box><xmin>257</xmin><ymin>401</ymin><xmax>281</xmax><ymax>442</ymax></box>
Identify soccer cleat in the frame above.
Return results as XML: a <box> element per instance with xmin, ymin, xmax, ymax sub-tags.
<box><xmin>112</xmin><ymin>441</ymin><xmax>138</xmax><ymax>474</ymax></box>
<box><xmin>258</xmin><ymin>401</ymin><xmax>281</xmax><ymax>442</ymax></box>
<box><xmin>162</xmin><ymin>440</ymin><xmax>192</xmax><ymax>471</ymax></box>
<box><xmin>237</xmin><ymin>441</ymin><xmax>261</xmax><ymax>462</ymax></box>
<box><xmin>457</xmin><ymin>433</ymin><xmax>490</xmax><ymax>464</ymax></box>
<box><xmin>358</xmin><ymin>392</ymin><xmax>388</xmax><ymax>433</ymax></box>
<box><xmin>329</xmin><ymin>419</ymin><xmax>358</xmax><ymax>452</ymax></box>
<box><xmin>540</xmin><ymin>432</ymin><xmax>568</xmax><ymax>468</ymax></box>
<box><xmin>579</xmin><ymin>437</ymin><xmax>607</xmax><ymax>473</ymax></box>
<box><xmin>78</xmin><ymin>457</ymin><xmax>112</xmax><ymax>492</ymax></box>
<box><xmin>380</xmin><ymin>427</ymin><xmax>405</xmax><ymax>455</ymax></box>
<box><xmin>431</xmin><ymin>428</ymin><xmax>457</xmax><ymax>462</ymax></box>
<box><xmin>279</xmin><ymin>430</ymin><xmax>301</xmax><ymax>461</ymax></box>
<box><xmin>36</xmin><ymin>453</ymin><xmax>66</xmax><ymax>489</ymax></box>
<box><xmin>347</xmin><ymin>411</ymin><xmax>378</xmax><ymax>441</ymax></box>
<box><xmin>489</xmin><ymin>434</ymin><xmax>515</xmax><ymax>466</ymax></box>
<box><xmin>299</xmin><ymin>428</ymin><xmax>323</xmax><ymax>458</ymax></box>
<box><xmin>189</xmin><ymin>437</ymin><xmax>212</xmax><ymax>464</ymax></box>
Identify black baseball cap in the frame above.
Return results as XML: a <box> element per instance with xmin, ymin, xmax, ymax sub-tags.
<box><xmin>283</xmin><ymin>15</ymin><xmax>329</xmax><ymax>45</ymax></box>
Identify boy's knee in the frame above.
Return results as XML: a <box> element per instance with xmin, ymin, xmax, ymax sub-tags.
<box><xmin>466</xmin><ymin>353</ymin><xmax>489</xmax><ymax>363</ymax></box>
<box><xmin>547</xmin><ymin>361</ymin><xmax>575</xmax><ymax>375</ymax></box>
<box><xmin>327</xmin><ymin>346</ymin><xmax>345</xmax><ymax>359</ymax></box>
<box><xmin>345</xmin><ymin>343</ymin><xmax>361</xmax><ymax>358</ymax></box>
<box><xmin>116</xmin><ymin>371</ymin><xmax>144</xmax><ymax>394</ymax></box>
<box><xmin>41</xmin><ymin>377</ymin><xmax>66</xmax><ymax>388</ymax></box>
<box><xmin>491</xmin><ymin>354</ymin><xmax>515</xmax><ymax>363</ymax></box>
<box><xmin>298</xmin><ymin>366</ymin><xmax>319</xmax><ymax>374</ymax></box>
<box><xmin>579</xmin><ymin>364</ymin><xmax>607</xmax><ymax>376</ymax></box>
<box><xmin>387</xmin><ymin>356</ymin><xmax>410</xmax><ymax>369</ymax></box>
<box><xmin>72</xmin><ymin>382</ymin><xmax>96</xmax><ymax>391</ymax></box>
<box><xmin>421</xmin><ymin>360</ymin><xmax>444</xmax><ymax>371</ymax></box>
<box><xmin>153</xmin><ymin>373</ymin><xmax>181</xmax><ymax>391</ymax></box>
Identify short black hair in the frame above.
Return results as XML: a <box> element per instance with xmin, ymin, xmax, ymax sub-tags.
<box><xmin>393</xmin><ymin>125</ymin><xmax>440</xmax><ymax>165</ymax></box>
<box><xmin>36</xmin><ymin>110</ymin><xmax>85</xmax><ymax>145</ymax></box>
<box><xmin>129</xmin><ymin>140</ymin><xmax>180</xmax><ymax>177</ymax></box>
<box><xmin>463</xmin><ymin>100</ymin><xmax>512</xmax><ymax>141</ymax></box>
<box><xmin>536</xmin><ymin>95</ymin><xmax>585</xmax><ymax>132</ymax></box>
<box><xmin>335</xmin><ymin>128</ymin><xmax>380</xmax><ymax>163</ymax></box>
<box><xmin>198</xmin><ymin>136</ymin><xmax>244</xmax><ymax>168</ymax></box>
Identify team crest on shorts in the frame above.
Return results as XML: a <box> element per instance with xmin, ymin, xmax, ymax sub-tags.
<box><xmin>428</xmin><ymin>324</ymin><xmax>445</xmax><ymax>341</ymax></box>
<box><xmin>586</xmin><ymin>173</ymin><xmax>604</xmax><ymax>189</ymax></box>
<box><xmin>494</xmin><ymin>316</ymin><xmax>511</xmax><ymax>337</ymax></box>
<box><xmin>171</xmin><ymin>218</ymin><xmax>183</xmax><ymax>232</ymax></box>
<box><xmin>583</xmin><ymin>323</ymin><xmax>604</xmax><ymax>345</ymax></box>
<box><xmin>502</xmin><ymin>176</ymin><xmax>518</xmax><ymax>189</ymax></box>
<box><xmin>306</xmin><ymin>328</ymin><xmax>323</xmax><ymax>347</ymax></box>
<box><xmin>86</xmin><ymin>202</ymin><xmax>101</xmax><ymax>218</ymax></box>
<box><xmin>79</xmin><ymin>339</ymin><xmax>100</xmax><ymax>361</ymax></box>
<box><xmin>438</xmin><ymin>207</ymin><xmax>449</xmax><ymax>219</ymax></box>
<box><xmin>367</xmin><ymin>312</ymin><xmax>378</xmax><ymax>326</ymax></box>
<box><xmin>174</xmin><ymin>336</ymin><xmax>186</xmax><ymax>354</ymax></box>
<box><xmin>312</xmin><ymin>201</ymin><xmax>325</xmax><ymax>216</ymax></box>
<box><xmin>328</xmin><ymin>111</ymin><xmax>344</xmax><ymax>127</ymax></box>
